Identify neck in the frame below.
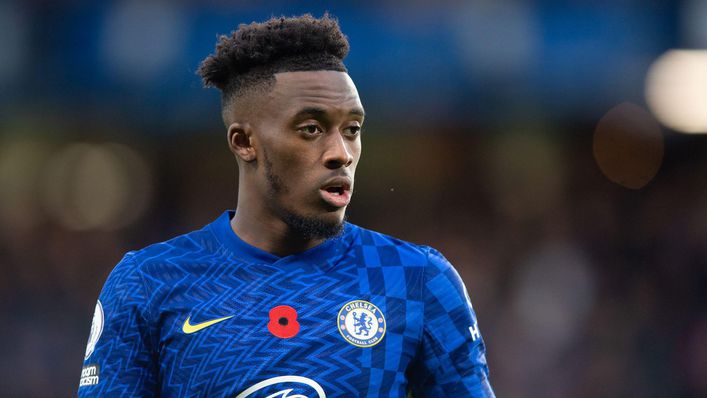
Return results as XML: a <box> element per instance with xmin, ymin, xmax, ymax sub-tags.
<box><xmin>231</xmin><ymin>185</ymin><xmax>324</xmax><ymax>257</ymax></box>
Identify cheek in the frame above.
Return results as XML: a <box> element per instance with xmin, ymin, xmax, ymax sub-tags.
<box><xmin>350</xmin><ymin>140</ymin><xmax>362</xmax><ymax>168</ymax></box>
<box><xmin>267</xmin><ymin>148</ymin><xmax>319</xmax><ymax>194</ymax></box>
<box><xmin>276</xmin><ymin>150</ymin><xmax>309</xmax><ymax>177</ymax></box>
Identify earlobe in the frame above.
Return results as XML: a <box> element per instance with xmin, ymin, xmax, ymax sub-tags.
<box><xmin>227</xmin><ymin>122</ymin><xmax>256</xmax><ymax>162</ymax></box>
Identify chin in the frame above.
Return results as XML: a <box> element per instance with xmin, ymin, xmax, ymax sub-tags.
<box><xmin>323</xmin><ymin>206</ymin><xmax>347</xmax><ymax>220</ymax></box>
<box><xmin>280</xmin><ymin>207</ymin><xmax>346</xmax><ymax>240</ymax></box>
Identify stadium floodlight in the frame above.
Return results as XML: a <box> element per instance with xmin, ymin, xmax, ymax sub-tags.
<box><xmin>645</xmin><ymin>49</ymin><xmax>707</xmax><ymax>134</ymax></box>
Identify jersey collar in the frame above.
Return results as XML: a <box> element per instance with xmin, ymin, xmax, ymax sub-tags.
<box><xmin>210</xmin><ymin>210</ymin><xmax>355</xmax><ymax>268</ymax></box>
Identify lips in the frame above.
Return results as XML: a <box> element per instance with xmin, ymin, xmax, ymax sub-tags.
<box><xmin>319</xmin><ymin>177</ymin><xmax>352</xmax><ymax>208</ymax></box>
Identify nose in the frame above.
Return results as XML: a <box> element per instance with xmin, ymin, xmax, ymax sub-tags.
<box><xmin>323</xmin><ymin>132</ymin><xmax>354</xmax><ymax>169</ymax></box>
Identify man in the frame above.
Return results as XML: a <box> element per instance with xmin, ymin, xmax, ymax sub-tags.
<box><xmin>78</xmin><ymin>14</ymin><xmax>494</xmax><ymax>397</ymax></box>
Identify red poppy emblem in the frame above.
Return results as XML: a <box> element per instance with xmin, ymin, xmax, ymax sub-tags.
<box><xmin>267</xmin><ymin>305</ymin><xmax>300</xmax><ymax>338</ymax></box>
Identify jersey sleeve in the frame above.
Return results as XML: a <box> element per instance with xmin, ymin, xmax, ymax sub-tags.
<box><xmin>407</xmin><ymin>248</ymin><xmax>495</xmax><ymax>397</ymax></box>
<box><xmin>77</xmin><ymin>254</ymin><xmax>159</xmax><ymax>397</ymax></box>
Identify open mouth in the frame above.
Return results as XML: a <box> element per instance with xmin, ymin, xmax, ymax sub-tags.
<box><xmin>319</xmin><ymin>178</ymin><xmax>352</xmax><ymax>208</ymax></box>
<box><xmin>324</xmin><ymin>186</ymin><xmax>345</xmax><ymax>196</ymax></box>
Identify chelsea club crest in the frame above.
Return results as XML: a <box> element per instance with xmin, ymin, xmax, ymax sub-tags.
<box><xmin>337</xmin><ymin>300</ymin><xmax>386</xmax><ymax>348</ymax></box>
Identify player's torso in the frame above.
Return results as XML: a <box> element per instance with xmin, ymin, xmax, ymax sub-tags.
<box><xmin>149</xmin><ymin>252</ymin><xmax>425</xmax><ymax>398</ymax></box>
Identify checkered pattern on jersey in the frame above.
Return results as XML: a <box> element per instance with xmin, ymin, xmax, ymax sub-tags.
<box><xmin>352</xmin><ymin>228</ymin><xmax>423</xmax><ymax>396</ymax></box>
<box><xmin>351</xmin><ymin>228</ymin><xmax>493</xmax><ymax>397</ymax></box>
<box><xmin>409</xmin><ymin>248</ymin><xmax>493</xmax><ymax>397</ymax></box>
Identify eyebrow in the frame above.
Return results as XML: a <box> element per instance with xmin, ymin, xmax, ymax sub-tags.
<box><xmin>293</xmin><ymin>106</ymin><xmax>366</xmax><ymax>119</ymax></box>
<box><xmin>349</xmin><ymin>108</ymin><xmax>365</xmax><ymax>118</ymax></box>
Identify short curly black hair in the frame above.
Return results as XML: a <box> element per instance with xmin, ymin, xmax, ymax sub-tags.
<box><xmin>197</xmin><ymin>13</ymin><xmax>349</xmax><ymax>104</ymax></box>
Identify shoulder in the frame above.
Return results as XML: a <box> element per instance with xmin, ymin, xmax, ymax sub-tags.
<box><xmin>99</xmin><ymin>223</ymin><xmax>220</xmax><ymax>308</ymax></box>
<box><xmin>129</xmin><ymin>223</ymin><xmax>217</xmax><ymax>265</ymax></box>
<box><xmin>347</xmin><ymin>223</ymin><xmax>444</xmax><ymax>268</ymax></box>
<box><xmin>108</xmin><ymin>223</ymin><xmax>220</xmax><ymax>287</ymax></box>
<box><xmin>345</xmin><ymin>225</ymin><xmax>464</xmax><ymax>295</ymax></box>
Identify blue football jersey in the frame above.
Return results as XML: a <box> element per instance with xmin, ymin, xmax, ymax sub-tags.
<box><xmin>78</xmin><ymin>211</ymin><xmax>494</xmax><ymax>397</ymax></box>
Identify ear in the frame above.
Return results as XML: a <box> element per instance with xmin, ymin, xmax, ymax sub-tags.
<box><xmin>227</xmin><ymin>122</ymin><xmax>256</xmax><ymax>162</ymax></box>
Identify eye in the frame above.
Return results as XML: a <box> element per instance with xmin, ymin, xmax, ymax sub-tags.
<box><xmin>344</xmin><ymin>125</ymin><xmax>362</xmax><ymax>136</ymax></box>
<box><xmin>297</xmin><ymin>124</ymin><xmax>323</xmax><ymax>136</ymax></box>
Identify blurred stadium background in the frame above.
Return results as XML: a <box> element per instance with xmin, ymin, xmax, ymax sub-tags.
<box><xmin>1</xmin><ymin>1</ymin><xmax>706</xmax><ymax>397</ymax></box>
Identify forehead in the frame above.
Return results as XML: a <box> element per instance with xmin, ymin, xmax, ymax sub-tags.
<box><xmin>269</xmin><ymin>71</ymin><xmax>363</xmax><ymax>116</ymax></box>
